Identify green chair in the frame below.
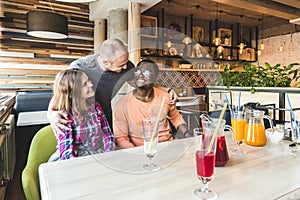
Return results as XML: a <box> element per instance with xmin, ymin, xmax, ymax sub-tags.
<box><xmin>21</xmin><ymin>125</ymin><xmax>57</xmax><ymax>200</ymax></box>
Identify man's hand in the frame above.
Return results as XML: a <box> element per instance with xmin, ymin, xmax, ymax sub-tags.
<box><xmin>47</xmin><ymin>97</ymin><xmax>72</xmax><ymax>136</ymax></box>
<box><xmin>48</xmin><ymin>110</ymin><xmax>71</xmax><ymax>136</ymax></box>
<box><xmin>168</xmin><ymin>90</ymin><xmax>178</xmax><ymax>106</ymax></box>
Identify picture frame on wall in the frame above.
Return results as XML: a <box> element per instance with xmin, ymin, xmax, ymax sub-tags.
<box><xmin>141</xmin><ymin>15</ymin><xmax>157</xmax><ymax>38</ymax></box>
<box><xmin>192</xmin><ymin>26</ymin><xmax>204</xmax><ymax>42</ymax></box>
<box><xmin>218</xmin><ymin>28</ymin><xmax>232</xmax><ymax>46</ymax></box>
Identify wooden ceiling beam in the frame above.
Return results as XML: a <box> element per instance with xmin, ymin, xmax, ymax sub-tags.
<box><xmin>212</xmin><ymin>0</ymin><xmax>300</xmax><ymax>20</ymax></box>
<box><xmin>272</xmin><ymin>0</ymin><xmax>300</xmax><ymax>9</ymax></box>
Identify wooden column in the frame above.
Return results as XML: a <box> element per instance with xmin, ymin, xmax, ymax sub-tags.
<box><xmin>94</xmin><ymin>18</ymin><xmax>106</xmax><ymax>54</ymax></box>
<box><xmin>128</xmin><ymin>2</ymin><xmax>141</xmax><ymax>65</ymax></box>
<box><xmin>108</xmin><ymin>8</ymin><xmax>128</xmax><ymax>44</ymax></box>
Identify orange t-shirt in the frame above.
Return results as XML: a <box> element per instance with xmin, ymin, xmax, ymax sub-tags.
<box><xmin>113</xmin><ymin>88</ymin><xmax>186</xmax><ymax>148</ymax></box>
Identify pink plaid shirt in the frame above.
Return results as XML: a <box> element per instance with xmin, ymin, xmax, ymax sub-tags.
<box><xmin>56</xmin><ymin>102</ymin><xmax>115</xmax><ymax>160</ymax></box>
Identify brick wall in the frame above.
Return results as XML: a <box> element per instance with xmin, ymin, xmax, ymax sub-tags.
<box><xmin>258</xmin><ymin>32</ymin><xmax>300</xmax><ymax>66</ymax></box>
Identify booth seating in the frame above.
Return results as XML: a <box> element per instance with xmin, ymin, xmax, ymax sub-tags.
<box><xmin>14</xmin><ymin>90</ymin><xmax>53</xmax><ymax>170</ymax></box>
<box><xmin>15</xmin><ymin>90</ymin><xmax>53</xmax><ymax>118</ymax></box>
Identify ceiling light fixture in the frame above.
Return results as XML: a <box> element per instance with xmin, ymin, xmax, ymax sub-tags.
<box><xmin>213</xmin><ymin>37</ymin><xmax>221</xmax><ymax>46</ymax></box>
<box><xmin>239</xmin><ymin>42</ymin><xmax>246</xmax><ymax>50</ymax></box>
<box><xmin>167</xmin><ymin>40</ymin><xmax>172</xmax><ymax>48</ymax></box>
<box><xmin>289</xmin><ymin>18</ymin><xmax>300</xmax><ymax>25</ymax></box>
<box><xmin>182</xmin><ymin>36</ymin><xmax>192</xmax><ymax>44</ymax></box>
<box><xmin>239</xmin><ymin>48</ymin><xmax>243</xmax><ymax>54</ymax></box>
<box><xmin>217</xmin><ymin>45</ymin><xmax>224</xmax><ymax>53</ymax></box>
<box><xmin>26</xmin><ymin>10</ymin><xmax>68</xmax><ymax>39</ymax></box>
<box><xmin>55</xmin><ymin>0</ymin><xmax>98</xmax><ymax>2</ymax></box>
<box><xmin>257</xmin><ymin>49</ymin><xmax>262</xmax><ymax>56</ymax></box>
<box><xmin>260</xmin><ymin>15</ymin><xmax>265</xmax><ymax>50</ymax></box>
<box><xmin>279</xmin><ymin>37</ymin><xmax>284</xmax><ymax>52</ymax></box>
<box><xmin>213</xmin><ymin>3</ymin><xmax>221</xmax><ymax>46</ymax></box>
<box><xmin>238</xmin><ymin>15</ymin><xmax>246</xmax><ymax>51</ymax></box>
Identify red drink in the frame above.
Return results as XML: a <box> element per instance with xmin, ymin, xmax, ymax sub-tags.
<box><xmin>215</xmin><ymin>135</ymin><xmax>229</xmax><ymax>167</ymax></box>
<box><xmin>195</xmin><ymin>150</ymin><xmax>215</xmax><ymax>178</ymax></box>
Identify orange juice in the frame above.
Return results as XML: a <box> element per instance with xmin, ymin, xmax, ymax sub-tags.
<box><xmin>231</xmin><ymin>118</ymin><xmax>246</xmax><ymax>141</ymax></box>
<box><xmin>244</xmin><ymin>123</ymin><xmax>266</xmax><ymax>146</ymax></box>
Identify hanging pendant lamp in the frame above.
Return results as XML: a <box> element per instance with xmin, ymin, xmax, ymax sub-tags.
<box><xmin>182</xmin><ymin>36</ymin><xmax>192</xmax><ymax>44</ymax></box>
<box><xmin>213</xmin><ymin>3</ymin><xmax>221</xmax><ymax>46</ymax></box>
<box><xmin>213</xmin><ymin>37</ymin><xmax>221</xmax><ymax>46</ymax></box>
<box><xmin>260</xmin><ymin>15</ymin><xmax>265</xmax><ymax>50</ymax></box>
<box><xmin>238</xmin><ymin>15</ymin><xmax>246</xmax><ymax>51</ymax></box>
<box><xmin>26</xmin><ymin>11</ymin><xmax>68</xmax><ymax>39</ymax></box>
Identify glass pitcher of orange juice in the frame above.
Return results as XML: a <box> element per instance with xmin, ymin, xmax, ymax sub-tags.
<box><xmin>244</xmin><ymin>109</ymin><xmax>274</xmax><ymax>146</ymax></box>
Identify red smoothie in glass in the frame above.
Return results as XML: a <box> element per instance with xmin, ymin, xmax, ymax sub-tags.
<box><xmin>195</xmin><ymin>150</ymin><xmax>215</xmax><ymax>177</ymax></box>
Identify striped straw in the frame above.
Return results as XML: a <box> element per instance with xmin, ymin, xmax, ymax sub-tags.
<box><xmin>238</xmin><ymin>91</ymin><xmax>241</xmax><ymax>112</ymax></box>
<box><xmin>286</xmin><ymin>93</ymin><xmax>299</xmax><ymax>137</ymax></box>
<box><xmin>147</xmin><ymin>96</ymin><xmax>166</xmax><ymax>154</ymax></box>
<box><xmin>224</xmin><ymin>94</ymin><xmax>234</xmax><ymax>117</ymax></box>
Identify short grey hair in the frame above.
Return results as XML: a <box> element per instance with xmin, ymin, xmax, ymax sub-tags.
<box><xmin>100</xmin><ymin>39</ymin><xmax>128</xmax><ymax>62</ymax></box>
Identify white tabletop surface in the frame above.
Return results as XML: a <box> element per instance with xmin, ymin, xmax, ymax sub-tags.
<box><xmin>17</xmin><ymin>111</ymin><xmax>49</xmax><ymax>126</ymax></box>
<box><xmin>39</xmin><ymin>137</ymin><xmax>300</xmax><ymax>200</ymax></box>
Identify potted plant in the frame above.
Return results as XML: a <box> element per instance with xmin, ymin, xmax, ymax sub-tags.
<box><xmin>217</xmin><ymin>62</ymin><xmax>300</xmax><ymax>93</ymax></box>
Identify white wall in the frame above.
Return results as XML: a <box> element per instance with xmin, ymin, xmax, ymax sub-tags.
<box><xmin>257</xmin><ymin>32</ymin><xmax>300</xmax><ymax>66</ymax></box>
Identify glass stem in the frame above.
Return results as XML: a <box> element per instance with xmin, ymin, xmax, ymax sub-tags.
<box><xmin>202</xmin><ymin>179</ymin><xmax>209</xmax><ymax>192</ymax></box>
<box><xmin>149</xmin><ymin>157</ymin><xmax>154</xmax><ymax>165</ymax></box>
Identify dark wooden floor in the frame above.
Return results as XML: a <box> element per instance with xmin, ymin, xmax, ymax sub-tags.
<box><xmin>4</xmin><ymin>152</ymin><xmax>26</xmax><ymax>200</ymax></box>
<box><xmin>4</xmin><ymin>125</ymin><xmax>44</xmax><ymax>200</ymax></box>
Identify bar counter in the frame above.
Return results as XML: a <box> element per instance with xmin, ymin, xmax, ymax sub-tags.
<box><xmin>39</xmin><ymin>136</ymin><xmax>300</xmax><ymax>200</ymax></box>
<box><xmin>206</xmin><ymin>86</ymin><xmax>300</xmax><ymax>121</ymax></box>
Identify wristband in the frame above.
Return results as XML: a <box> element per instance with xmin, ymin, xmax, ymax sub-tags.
<box><xmin>167</xmin><ymin>88</ymin><xmax>172</xmax><ymax>93</ymax></box>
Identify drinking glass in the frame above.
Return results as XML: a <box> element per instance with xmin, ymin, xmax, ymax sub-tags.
<box><xmin>231</xmin><ymin>111</ymin><xmax>247</xmax><ymax>156</ymax></box>
<box><xmin>200</xmin><ymin>114</ymin><xmax>233</xmax><ymax>167</ymax></box>
<box><xmin>193</xmin><ymin>126</ymin><xmax>218</xmax><ymax>200</ymax></box>
<box><xmin>142</xmin><ymin>118</ymin><xmax>160</xmax><ymax>171</ymax></box>
<box><xmin>290</xmin><ymin>110</ymin><xmax>300</xmax><ymax>155</ymax></box>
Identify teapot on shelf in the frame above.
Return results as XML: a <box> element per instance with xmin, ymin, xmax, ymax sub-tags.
<box><xmin>244</xmin><ymin>108</ymin><xmax>274</xmax><ymax>146</ymax></box>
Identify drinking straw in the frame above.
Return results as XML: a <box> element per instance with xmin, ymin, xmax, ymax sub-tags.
<box><xmin>238</xmin><ymin>91</ymin><xmax>241</xmax><ymax>112</ymax></box>
<box><xmin>224</xmin><ymin>94</ymin><xmax>234</xmax><ymax>117</ymax></box>
<box><xmin>147</xmin><ymin>96</ymin><xmax>166</xmax><ymax>153</ymax></box>
<box><xmin>207</xmin><ymin>102</ymin><xmax>228</xmax><ymax>154</ymax></box>
<box><xmin>286</xmin><ymin>93</ymin><xmax>299</xmax><ymax>136</ymax></box>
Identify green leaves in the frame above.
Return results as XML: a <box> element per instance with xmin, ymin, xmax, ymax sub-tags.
<box><xmin>219</xmin><ymin>62</ymin><xmax>300</xmax><ymax>92</ymax></box>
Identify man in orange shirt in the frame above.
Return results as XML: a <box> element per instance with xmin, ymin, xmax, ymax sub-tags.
<box><xmin>113</xmin><ymin>59</ymin><xmax>188</xmax><ymax>149</ymax></box>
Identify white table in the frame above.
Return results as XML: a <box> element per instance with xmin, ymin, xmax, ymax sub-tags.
<box><xmin>39</xmin><ymin>137</ymin><xmax>300</xmax><ymax>200</ymax></box>
<box><xmin>17</xmin><ymin>111</ymin><xmax>49</xmax><ymax>126</ymax></box>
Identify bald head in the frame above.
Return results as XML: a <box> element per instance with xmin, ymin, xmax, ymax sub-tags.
<box><xmin>100</xmin><ymin>39</ymin><xmax>128</xmax><ymax>62</ymax></box>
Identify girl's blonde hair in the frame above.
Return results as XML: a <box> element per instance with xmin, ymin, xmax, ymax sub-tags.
<box><xmin>52</xmin><ymin>68</ymin><xmax>89</xmax><ymax>115</ymax></box>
